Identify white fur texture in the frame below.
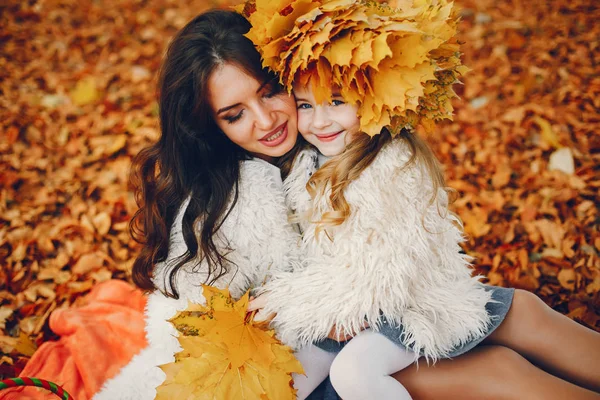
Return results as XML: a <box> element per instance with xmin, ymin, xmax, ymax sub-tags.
<box><xmin>94</xmin><ymin>159</ymin><xmax>301</xmax><ymax>399</ymax></box>
<box><xmin>260</xmin><ymin>140</ymin><xmax>493</xmax><ymax>362</ymax></box>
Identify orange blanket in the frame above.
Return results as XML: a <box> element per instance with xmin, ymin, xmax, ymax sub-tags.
<box><xmin>1</xmin><ymin>280</ymin><xmax>147</xmax><ymax>400</ymax></box>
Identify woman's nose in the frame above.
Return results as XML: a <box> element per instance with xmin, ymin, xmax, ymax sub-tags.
<box><xmin>254</xmin><ymin>103</ymin><xmax>276</xmax><ymax>130</ymax></box>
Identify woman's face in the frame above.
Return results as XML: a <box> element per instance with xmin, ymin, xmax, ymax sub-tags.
<box><xmin>208</xmin><ymin>63</ymin><xmax>298</xmax><ymax>161</ymax></box>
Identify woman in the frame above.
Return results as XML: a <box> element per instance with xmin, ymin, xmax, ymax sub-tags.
<box><xmin>94</xmin><ymin>9</ymin><xmax>596</xmax><ymax>400</ymax></box>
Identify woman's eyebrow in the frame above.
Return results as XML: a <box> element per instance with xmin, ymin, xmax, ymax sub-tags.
<box><xmin>216</xmin><ymin>103</ymin><xmax>240</xmax><ymax>115</ymax></box>
<box><xmin>294</xmin><ymin>97</ymin><xmax>309</xmax><ymax>102</ymax></box>
<box><xmin>216</xmin><ymin>78</ymin><xmax>275</xmax><ymax>115</ymax></box>
<box><xmin>256</xmin><ymin>77</ymin><xmax>275</xmax><ymax>93</ymax></box>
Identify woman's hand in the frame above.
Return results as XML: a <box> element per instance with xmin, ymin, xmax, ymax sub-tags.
<box><xmin>247</xmin><ymin>294</ymin><xmax>276</xmax><ymax>323</ymax></box>
<box><xmin>327</xmin><ymin>322</ymin><xmax>370</xmax><ymax>342</ymax></box>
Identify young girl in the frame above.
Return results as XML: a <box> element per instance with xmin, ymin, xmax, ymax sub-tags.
<box><xmin>244</xmin><ymin>0</ymin><xmax>600</xmax><ymax>399</ymax></box>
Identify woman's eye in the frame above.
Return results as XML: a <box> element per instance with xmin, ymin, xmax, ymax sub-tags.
<box><xmin>331</xmin><ymin>99</ymin><xmax>345</xmax><ymax>106</ymax></box>
<box><xmin>297</xmin><ymin>103</ymin><xmax>312</xmax><ymax>110</ymax></box>
<box><xmin>224</xmin><ymin>111</ymin><xmax>243</xmax><ymax>124</ymax></box>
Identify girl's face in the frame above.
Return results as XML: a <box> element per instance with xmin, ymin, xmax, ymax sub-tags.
<box><xmin>208</xmin><ymin>63</ymin><xmax>298</xmax><ymax>161</ymax></box>
<box><xmin>293</xmin><ymin>84</ymin><xmax>360</xmax><ymax>157</ymax></box>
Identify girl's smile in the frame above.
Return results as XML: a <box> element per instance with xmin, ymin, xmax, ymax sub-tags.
<box><xmin>314</xmin><ymin>130</ymin><xmax>344</xmax><ymax>142</ymax></box>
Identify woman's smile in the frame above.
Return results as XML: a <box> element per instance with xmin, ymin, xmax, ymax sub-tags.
<box><xmin>259</xmin><ymin>122</ymin><xmax>289</xmax><ymax>147</ymax></box>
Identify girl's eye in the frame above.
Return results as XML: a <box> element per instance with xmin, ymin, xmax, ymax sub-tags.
<box><xmin>331</xmin><ymin>99</ymin><xmax>345</xmax><ymax>106</ymax></box>
<box><xmin>297</xmin><ymin>103</ymin><xmax>312</xmax><ymax>110</ymax></box>
<box><xmin>224</xmin><ymin>110</ymin><xmax>243</xmax><ymax>124</ymax></box>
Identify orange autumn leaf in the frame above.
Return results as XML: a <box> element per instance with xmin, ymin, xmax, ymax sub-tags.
<box><xmin>243</xmin><ymin>0</ymin><xmax>464</xmax><ymax>136</ymax></box>
<box><xmin>157</xmin><ymin>286</ymin><xmax>303</xmax><ymax>400</ymax></box>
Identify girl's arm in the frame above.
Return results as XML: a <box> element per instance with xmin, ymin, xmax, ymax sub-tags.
<box><xmin>260</xmin><ymin>140</ymin><xmax>492</xmax><ymax>360</ymax></box>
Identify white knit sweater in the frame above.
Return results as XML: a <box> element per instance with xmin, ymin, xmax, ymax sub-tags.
<box><xmin>259</xmin><ymin>139</ymin><xmax>493</xmax><ymax>361</ymax></box>
<box><xmin>94</xmin><ymin>159</ymin><xmax>301</xmax><ymax>400</ymax></box>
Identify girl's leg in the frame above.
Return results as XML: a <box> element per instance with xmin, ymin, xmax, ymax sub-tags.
<box><xmin>392</xmin><ymin>345</ymin><xmax>600</xmax><ymax>400</ymax></box>
<box><xmin>293</xmin><ymin>345</ymin><xmax>337</xmax><ymax>400</ymax></box>
<box><xmin>484</xmin><ymin>289</ymin><xmax>600</xmax><ymax>392</ymax></box>
<box><xmin>329</xmin><ymin>330</ymin><xmax>418</xmax><ymax>400</ymax></box>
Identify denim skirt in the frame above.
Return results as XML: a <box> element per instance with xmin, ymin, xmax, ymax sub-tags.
<box><xmin>314</xmin><ymin>285</ymin><xmax>515</xmax><ymax>357</ymax></box>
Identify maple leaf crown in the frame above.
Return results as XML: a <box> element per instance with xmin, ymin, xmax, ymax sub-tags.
<box><xmin>238</xmin><ymin>0</ymin><xmax>467</xmax><ymax>136</ymax></box>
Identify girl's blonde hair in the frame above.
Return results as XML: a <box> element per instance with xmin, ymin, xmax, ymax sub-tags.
<box><xmin>304</xmin><ymin>128</ymin><xmax>449</xmax><ymax>235</ymax></box>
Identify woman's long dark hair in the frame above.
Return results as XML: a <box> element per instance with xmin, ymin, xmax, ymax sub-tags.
<box><xmin>129</xmin><ymin>10</ymin><xmax>275</xmax><ymax>298</ymax></box>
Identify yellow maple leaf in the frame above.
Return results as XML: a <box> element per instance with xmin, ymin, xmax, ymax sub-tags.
<box><xmin>14</xmin><ymin>332</ymin><xmax>37</xmax><ymax>357</ymax></box>
<box><xmin>244</xmin><ymin>0</ymin><xmax>465</xmax><ymax>137</ymax></box>
<box><xmin>70</xmin><ymin>76</ymin><xmax>100</xmax><ymax>106</ymax></box>
<box><xmin>532</xmin><ymin>116</ymin><xmax>561</xmax><ymax>149</ymax></box>
<box><xmin>157</xmin><ymin>286</ymin><xmax>303</xmax><ymax>400</ymax></box>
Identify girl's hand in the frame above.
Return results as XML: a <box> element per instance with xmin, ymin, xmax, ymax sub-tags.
<box><xmin>247</xmin><ymin>294</ymin><xmax>276</xmax><ymax>323</ymax></box>
<box><xmin>327</xmin><ymin>325</ymin><xmax>354</xmax><ymax>342</ymax></box>
<box><xmin>247</xmin><ymin>294</ymin><xmax>266</xmax><ymax>311</ymax></box>
<box><xmin>327</xmin><ymin>322</ymin><xmax>370</xmax><ymax>342</ymax></box>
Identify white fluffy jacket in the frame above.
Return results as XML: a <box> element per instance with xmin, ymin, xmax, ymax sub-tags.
<box><xmin>260</xmin><ymin>139</ymin><xmax>493</xmax><ymax>361</ymax></box>
<box><xmin>94</xmin><ymin>159</ymin><xmax>300</xmax><ymax>400</ymax></box>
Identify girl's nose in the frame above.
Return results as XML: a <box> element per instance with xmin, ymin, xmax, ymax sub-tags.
<box><xmin>312</xmin><ymin>106</ymin><xmax>332</xmax><ymax>129</ymax></box>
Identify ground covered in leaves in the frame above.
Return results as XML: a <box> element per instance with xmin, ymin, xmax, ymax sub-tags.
<box><xmin>1</xmin><ymin>0</ymin><xmax>599</xmax><ymax>379</ymax></box>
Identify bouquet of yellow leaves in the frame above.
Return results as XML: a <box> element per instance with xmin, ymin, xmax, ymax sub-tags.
<box><xmin>239</xmin><ymin>0</ymin><xmax>468</xmax><ymax>136</ymax></box>
<box><xmin>157</xmin><ymin>286</ymin><xmax>303</xmax><ymax>400</ymax></box>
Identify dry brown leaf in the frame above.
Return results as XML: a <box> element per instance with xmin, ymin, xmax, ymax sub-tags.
<box><xmin>558</xmin><ymin>269</ymin><xmax>577</xmax><ymax>291</ymax></box>
<box><xmin>90</xmin><ymin>268</ymin><xmax>113</xmax><ymax>283</ymax></box>
<box><xmin>72</xmin><ymin>252</ymin><xmax>106</xmax><ymax>275</ymax></box>
<box><xmin>92</xmin><ymin>212</ymin><xmax>112</xmax><ymax>235</ymax></box>
<box><xmin>491</xmin><ymin>163</ymin><xmax>512</xmax><ymax>188</ymax></box>
<box><xmin>0</xmin><ymin>308</ymin><xmax>13</xmax><ymax>330</ymax></box>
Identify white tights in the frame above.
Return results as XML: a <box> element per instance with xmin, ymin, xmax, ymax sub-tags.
<box><xmin>293</xmin><ymin>330</ymin><xmax>418</xmax><ymax>400</ymax></box>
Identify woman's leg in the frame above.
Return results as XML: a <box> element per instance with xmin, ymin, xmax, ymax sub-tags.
<box><xmin>328</xmin><ymin>330</ymin><xmax>417</xmax><ymax>400</ymax></box>
<box><xmin>293</xmin><ymin>345</ymin><xmax>337</xmax><ymax>400</ymax></box>
<box><xmin>392</xmin><ymin>345</ymin><xmax>600</xmax><ymax>400</ymax></box>
<box><xmin>484</xmin><ymin>289</ymin><xmax>600</xmax><ymax>392</ymax></box>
